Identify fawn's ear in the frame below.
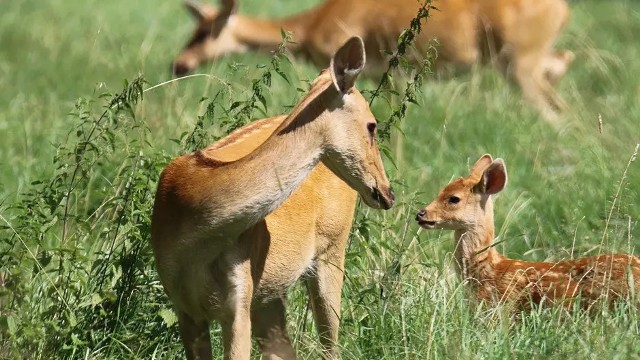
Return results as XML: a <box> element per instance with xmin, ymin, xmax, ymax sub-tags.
<box><xmin>330</xmin><ymin>36</ymin><xmax>366</xmax><ymax>93</ymax></box>
<box><xmin>475</xmin><ymin>159</ymin><xmax>507</xmax><ymax>195</ymax></box>
<box><xmin>469</xmin><ymin>154</ymin><xmax>493</xmax><ymax>179</ymax></box>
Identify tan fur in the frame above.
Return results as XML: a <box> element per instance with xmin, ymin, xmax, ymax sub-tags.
<box><xmin>416</xmin><ymin>154</ymin><xmax>640</xmax><ymax>311</ymax></box>
<box><xmin>173</xmin><ymin>0</ymin><xmax>573</xmax><ymax>122</ymax></box>
<box><xmin>198</xmin><ymin>114</ymin><xmax>357</xmax><ymax>359</ymax></box>
<box><xmin>152</xmin><ymin>37</ymin><xmax>394</xmax><ymax>360</ymax></box>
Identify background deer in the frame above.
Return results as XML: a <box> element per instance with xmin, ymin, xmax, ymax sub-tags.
<box><xmin>152</xmin><ymin>37</ymin><xmax>394</xmax><ymax>360</ymax></box>
<box><xmin>415</xmin><ymin>154</ymin><xmax>640</xmax><ymax>311</ymax></box>
<box><xmin>172</xmin><ymin>0</ymin><xmax>573</xmax><ymax>122</ymax></box>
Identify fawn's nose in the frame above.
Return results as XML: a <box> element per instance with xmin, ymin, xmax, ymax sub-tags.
<box><xmin>415</xmin><ymin>209</ymin><xmax>426</xmax><ymax>221</ymax></box>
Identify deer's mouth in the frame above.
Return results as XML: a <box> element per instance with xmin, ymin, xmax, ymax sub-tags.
<box><xmin>371</xmin><ymin>186</ymin><xmax>395</xmax><ymax>210</ymax></box>
<box><xmin>415</xmin><ymin>210</ymin><xmax>437</xmax><ymax>228</ymax></box>
<box><xmin>417</xmin><ymin>220</ymin><xmax>437</xmax><ymax>229</ymax></box>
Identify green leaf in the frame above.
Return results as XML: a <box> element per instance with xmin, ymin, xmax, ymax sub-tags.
<box><xmin>158</xmin><ymin>308</ymin><xmax>178</xmax><ymax>327</ymax></box>
<box><xmin>380</xmin><ymin>145</ymin><xmax>398</xmax><ymax>170</ymax></box>
<box><xmin>0</xmin><ymin>314</ymin><xmax>17</xmax><ymax>335</ymax></box>
<box><xmin>229</xmin><ymin>101</ymin><xmax>242</xmax><ymax>111</ymax></box>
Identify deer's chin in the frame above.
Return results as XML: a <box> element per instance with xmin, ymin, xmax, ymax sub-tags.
<box><xmin>361</xmin><ymin>186</ymin><xmax>394</xmax><ymax>210</ymax></box>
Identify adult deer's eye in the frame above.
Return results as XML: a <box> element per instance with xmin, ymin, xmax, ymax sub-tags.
<box><xmin>367</xmin><ymin>123</ymin><xmax>376</xmax><ymax>144</ymax></box>
<box><xmin>448</xmin><ymin>196</ymin><xmax>460</xmax><ymax>204</ymax></box>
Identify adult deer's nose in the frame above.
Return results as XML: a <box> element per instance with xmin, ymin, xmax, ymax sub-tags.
<box><xmin>172</xmin><ymin>62</ymin><xmax>191</xmax><ymax>78</ymax></box>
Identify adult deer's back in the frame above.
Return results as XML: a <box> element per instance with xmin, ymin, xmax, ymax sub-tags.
<box><xmin>172</xmin><ymin>0</ymin><xmax>477</xmax><ymax>74</ymax></box>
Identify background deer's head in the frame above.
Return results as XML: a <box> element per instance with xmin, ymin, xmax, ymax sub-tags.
<box><xmin>172</xmin><ymin>0</ymin><xmax>246</xmax><ymax>76</ymax></box>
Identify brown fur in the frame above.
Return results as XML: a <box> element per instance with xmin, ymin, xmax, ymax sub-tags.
<box><xmin>152</xmin><ymin>37</ymin><xmax>394</xmax><ymax>360</ymax></box>
<box><xmin>173</xmin><ymin>0</ymin><xmax>573</xmax><ymax>122</ymax></box>
<box><xmin>416</xmin><ymin>154</ymin><xmax>640</xmax><ymax>311</ymax></box>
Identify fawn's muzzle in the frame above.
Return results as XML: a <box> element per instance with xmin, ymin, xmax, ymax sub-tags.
<box><xmin>415</xmin><ymin>209</ymin><xmax>436</xmax><ymax>228</ymax></box>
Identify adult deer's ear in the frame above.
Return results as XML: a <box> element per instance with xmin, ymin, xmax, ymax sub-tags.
<box><xmin>184</xmin><ymin>1</ymin><xmax>208</xmax><ymax>21</ymax></box>
<box><xmin>475</xmin><ymin>159</ymin><xmax>508</xmax><ymax>195</ymax></box>
<box><xmin>330</xmin><ymin>36</ymin><xmax>366</xmax><ymax>93</ymax></box>
<box><xmin>220</xmin><ymin>0</ymin><xmax>237</xmax><ymax>16</ymax></box>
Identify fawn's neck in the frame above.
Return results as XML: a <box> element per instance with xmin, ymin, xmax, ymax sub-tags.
<box><xmin>452</xmin><ymin>199</ymin><xmax>505</xmax><ymax>282</ymax></box>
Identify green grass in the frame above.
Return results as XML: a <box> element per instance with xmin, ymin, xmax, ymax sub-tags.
<box><xmin>1</xmin><ymin>0</ymin><xmax>639</xmax><ymax>358</ymax></box>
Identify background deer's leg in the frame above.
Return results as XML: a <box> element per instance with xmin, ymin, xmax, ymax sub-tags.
<box><xmin>252</xmin><ymin>297</ymin><xmax>297</xmax><ymax>360</ymax></box>
<box><xmin>539</xmin><ymin>1</ymin><xmax>574</xmax><ymax>86</ymax></box>
<box><xmin>306</xmin><ymin>245</ymin><xmax>347</xmax><ymax>360</ymax></box>
<box><xmin>178</xmin><ymin>311</ymin><xmax>212</xmax><ymax>360</ymax></box>
<box><xmin>510</xmin><ymin>51</ymin><xmax>565</xmax><ymax>123</ymax></box>
<box><xmin>543</xmin><ymin>49</ymin><xmax>575</xmax><ymax>85</ymax></box>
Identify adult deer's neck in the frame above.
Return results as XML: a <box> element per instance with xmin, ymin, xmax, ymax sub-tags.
<box><xmin>197</xmin><ymin>81</ymin><xmax>336</xmax><ymax>234</ymax></box>
<box><xmin>232</xmin><ymin>7</ymin><xmax>319</xmax><ymax>51</ymax></box>
<box><xmin>453</xmin><ymin>198</ymin><xmax>505</xmax><ymax>281</ymax></box>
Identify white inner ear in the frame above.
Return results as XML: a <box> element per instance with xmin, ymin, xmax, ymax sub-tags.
<box><xmin>330</xmin><ymin>37</ymin><xmax>366</xmax><ymax>92</ymax></box>
<box><xmin>336</xmin><ymin>60</ymin><xmax>363</xmax><ymax>91</ymax></box>
<box><xmin>344</xmin><ymin>68</ymin><xmax>360</xmax><ymax>77</ymax></box>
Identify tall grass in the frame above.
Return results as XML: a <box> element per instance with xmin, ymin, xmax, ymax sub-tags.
<box><xmin>1</xmin><ymin>0</ymin><xmax>639</xmax><ymax>358</ymax></box>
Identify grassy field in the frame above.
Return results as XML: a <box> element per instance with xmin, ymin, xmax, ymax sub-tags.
<box><xmin>1</xmin><ymin>0</ymin><xmax>639</xmax><ymax>358</ymax></box>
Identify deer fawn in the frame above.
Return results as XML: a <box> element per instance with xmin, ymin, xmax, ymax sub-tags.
<box><xmin>172</xmin><ymin>0</ymin><xmax>573</xmax><ymax>122</ymax></box>
<box><xmin>416</xmin><ymin>154</ymin><xmax>640</xmax><ymax>311</ymax></box>
<box><xmin>152</xmin><ymin>37</ymin><xmax>394</xmax><ymax>360</ymax></box>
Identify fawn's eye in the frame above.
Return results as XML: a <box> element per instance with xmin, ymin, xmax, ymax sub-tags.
<box><xmin>448</xmin><ymin>196</ymin><xmax>460</xmax><ymax>204</ymax></box>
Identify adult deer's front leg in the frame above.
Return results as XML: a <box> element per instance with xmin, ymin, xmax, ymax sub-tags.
<box><xmin>178</xmin><ymin>311</ymin><xmax>212</xmax><ymax>360</ymax></box>
<box><xmin>220</xmin><ymin>253</ymin><xmax>254</xmax><ymax>360</ymax></box>
<box><xmin>306</xmin><ymin>246</ymin><xmax>347</xmax><ymax>359</ymax></box>
<box><xmin>252</xmin><ymin>297</ymin><xmax>297</xmax><ymax>360</ymax></box>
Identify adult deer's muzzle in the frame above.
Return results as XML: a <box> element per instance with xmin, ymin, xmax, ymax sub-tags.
<box><xmin>373</xmin><ymin>186</ymin><xmax>395</xmax><ymax>210</ymax></box>
<box><xmin>172</xmin><ymin>62</ymin><xmax>193</xmax><ymax>78</ymax></box>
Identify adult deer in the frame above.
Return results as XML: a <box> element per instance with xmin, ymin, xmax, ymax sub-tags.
<box><xmin>416</xmin><ymin>154</ymin><xmax>640</xmax><ymax>311</ymax></box>
<box><xmin>152</xmin><ymin>37</ymin><xmax>395</xmax><ymax>359</ymax></box>
<box><xmin>172</xmin><ymin>0</ymin><xmax>573</xmax><ymax>122</ymax></box>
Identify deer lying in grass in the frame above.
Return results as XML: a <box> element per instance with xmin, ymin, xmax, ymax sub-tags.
<box><xmin>172</xmin><ymin>0</ymin><xmax>573</xmax><ymax>121</ymax></box>
<box><xmin>415</xmin><ymin>154</ymin><xmax>640</xmax><ymax>311</ymax></box>
<box><xmin>152</xmin><ymin>37</ymin><xmax>394</xmax><ymax>360</ymax></box>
